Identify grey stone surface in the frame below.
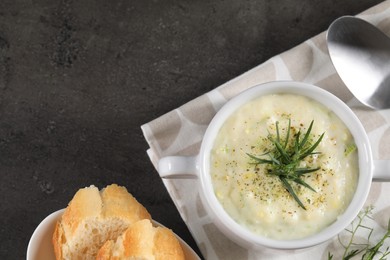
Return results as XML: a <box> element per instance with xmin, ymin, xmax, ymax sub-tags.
<box><xmin>0</xmin><ymin>0</ymin><xmax>384</xmax><ymax>259</ymax></box>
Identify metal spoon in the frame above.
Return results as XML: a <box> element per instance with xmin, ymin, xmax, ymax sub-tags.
<box><xmin>327</xmin><ymin>16</ymin><xmax>390</xmax><ymax>109</ymax></box>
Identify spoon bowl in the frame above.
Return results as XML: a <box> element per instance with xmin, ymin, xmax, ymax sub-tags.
<box><xmin>327</xmin><ymin>16</ymin><xmax>390</xmax><ymax>109</ymax></box>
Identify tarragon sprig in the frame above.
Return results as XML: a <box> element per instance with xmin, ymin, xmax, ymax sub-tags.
<box><xmin>247</xmin><ymin>119</ymin><xmax>324</xmax><ymax>210</ymax></box>
<box><xmin>328</xmin><ymin>206</ymin><xmax>390</xmax><ymax>260</ymax></box>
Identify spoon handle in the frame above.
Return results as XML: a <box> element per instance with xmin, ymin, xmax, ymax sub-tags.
<box><xmin>373</xmin><ymin>160</ymin><xmax>390</xmax><ymax>181</ymax></box>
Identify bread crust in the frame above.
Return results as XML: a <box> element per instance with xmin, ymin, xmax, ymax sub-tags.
<box><xmin>52</xmin><ymin>220</ymin><xmax>63</xmax><ymax>260</ymax></box>
<box><xmin>96</xmin><ymin>219</ymin><xmax>185</xmax><ymax>260</ymax></box>
<box><xmin>52</xmin><ymin>184</ymin><xmax>151</xmax><ymax>260</ymax></box>
<box><xmin>154</xmin><ymin>225</ymin><xmax>186</xmax><ymax>260</ymax></box>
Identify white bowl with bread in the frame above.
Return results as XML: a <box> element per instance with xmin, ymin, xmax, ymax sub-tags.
<box><xmin>27</xmin><ymin>184</ymin><xmax>201</xmax><ymax>260</ymax></box>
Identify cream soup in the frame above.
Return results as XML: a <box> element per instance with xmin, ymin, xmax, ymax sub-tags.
<box><xmin>210</xmin><ymin>93</ymin><xmax>358</xmax><ymax>240</ymax></box>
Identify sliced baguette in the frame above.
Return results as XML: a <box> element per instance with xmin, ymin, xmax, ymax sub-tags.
<box><xmin>96</xmin><ymin>219</ymin><xmax>185</xmax><ymax>260</ymax></box>
<box><xmin>53</xmin><ymin>184</ymin><xmax>151</xmax><ymax>260</ymax></box>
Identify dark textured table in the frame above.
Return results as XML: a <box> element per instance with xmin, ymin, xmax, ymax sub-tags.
<box><xmin>0</xmin><ymin>0</ymin><xmax>384</xmax><ymax>259</ymax></box>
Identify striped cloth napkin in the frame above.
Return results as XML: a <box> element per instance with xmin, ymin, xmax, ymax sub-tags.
<box><xmin>142</xmin><ymin>1</ymin><xmax>390</xmax><ymax>259</ymax></box>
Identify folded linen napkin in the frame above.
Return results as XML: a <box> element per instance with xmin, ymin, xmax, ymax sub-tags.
<box><xmin>142</xmin><ymin>1</ymin><xmax>390</xmax><ymax>259</ymax></box>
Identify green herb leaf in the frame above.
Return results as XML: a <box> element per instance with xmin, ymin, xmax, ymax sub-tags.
<box><xmin>331</xmin><ymin>206</ymin><xmax>390</xmax><ymax>260</ymax></box>
<box><xmin>344</xmin><ymin>143</ymin><xmax>357</xmax><ymax>157</ymax></box>
<box><xmin>291</xmin><ymin>177</ymin><xmax>316</xmax><ymax>193</ymax></box>
<box><xmin>299</xmin><ymin>132</ymin><xmax>324</xmax><ymax>160</ymax></box>
<box><xmin>295</xmin><ymin>167</ymin><xmax>321</xmax><ymax>175</ymax></box>
<box><xmin>299</xmin><ymin>120</ymin><xmax>313</xmax><ymax>149</ymax></box>
<box><xmin>279</xmin><ymin>177</ymin><xmax>307</xmax><ymax>210</ymax></box>
<box><xmin>246</xmin><ymin>153</ymin><xmax>274</xmax><ymax>164</ymax></box>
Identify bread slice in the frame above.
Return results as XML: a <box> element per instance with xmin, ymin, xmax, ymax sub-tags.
<box><xmin>52</xmin><ymin>184</ymin><xmax>151</xmax><ymax>260</ymax></box>
<box><xmin>96</xmin><ymin>219</ymin><xmax>185</xmax><ymax>260</ymax></box>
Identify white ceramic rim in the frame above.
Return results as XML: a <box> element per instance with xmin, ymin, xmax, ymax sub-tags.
<box><xmin>198</xmin><ymin>81</ymin><xmax>373</xmax><ymax>249</ymax></box>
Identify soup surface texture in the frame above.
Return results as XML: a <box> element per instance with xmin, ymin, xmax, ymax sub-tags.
<box><xmin>210</xmin><ymin>93</ymin><xmax>358</xmax><ymax>240</ymax></box>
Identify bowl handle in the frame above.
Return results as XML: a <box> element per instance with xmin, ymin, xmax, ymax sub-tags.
<box><xmin>158</xmin><ymin>156</ymin><xmax>199</xmax><ymax>179</ymax></box>
<box><xmin>373</xmin><ymin>160</ymin><xmax>390</xmax><ymax>181</ymax></box>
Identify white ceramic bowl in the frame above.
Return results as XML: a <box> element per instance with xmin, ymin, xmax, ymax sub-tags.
<box><xmin>27</xmin><ymin>209</ymin><xmax>201</xmax><ymax>260</ymax></box>
<box><xmin>159</xmin><ymin>81</ymin><xmax>379</xmax><ymax>250</ymax></box>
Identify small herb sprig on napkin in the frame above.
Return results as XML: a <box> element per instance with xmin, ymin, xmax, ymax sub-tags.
<box><xmin>247</xmin><ymin>119</ymin><xmax>324</xmax><ymax>210</ymax></box>
<box><xmin>328</xmin><ymin>206</ymin><xmax>390</xmax><ymax>260</ymax></box>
